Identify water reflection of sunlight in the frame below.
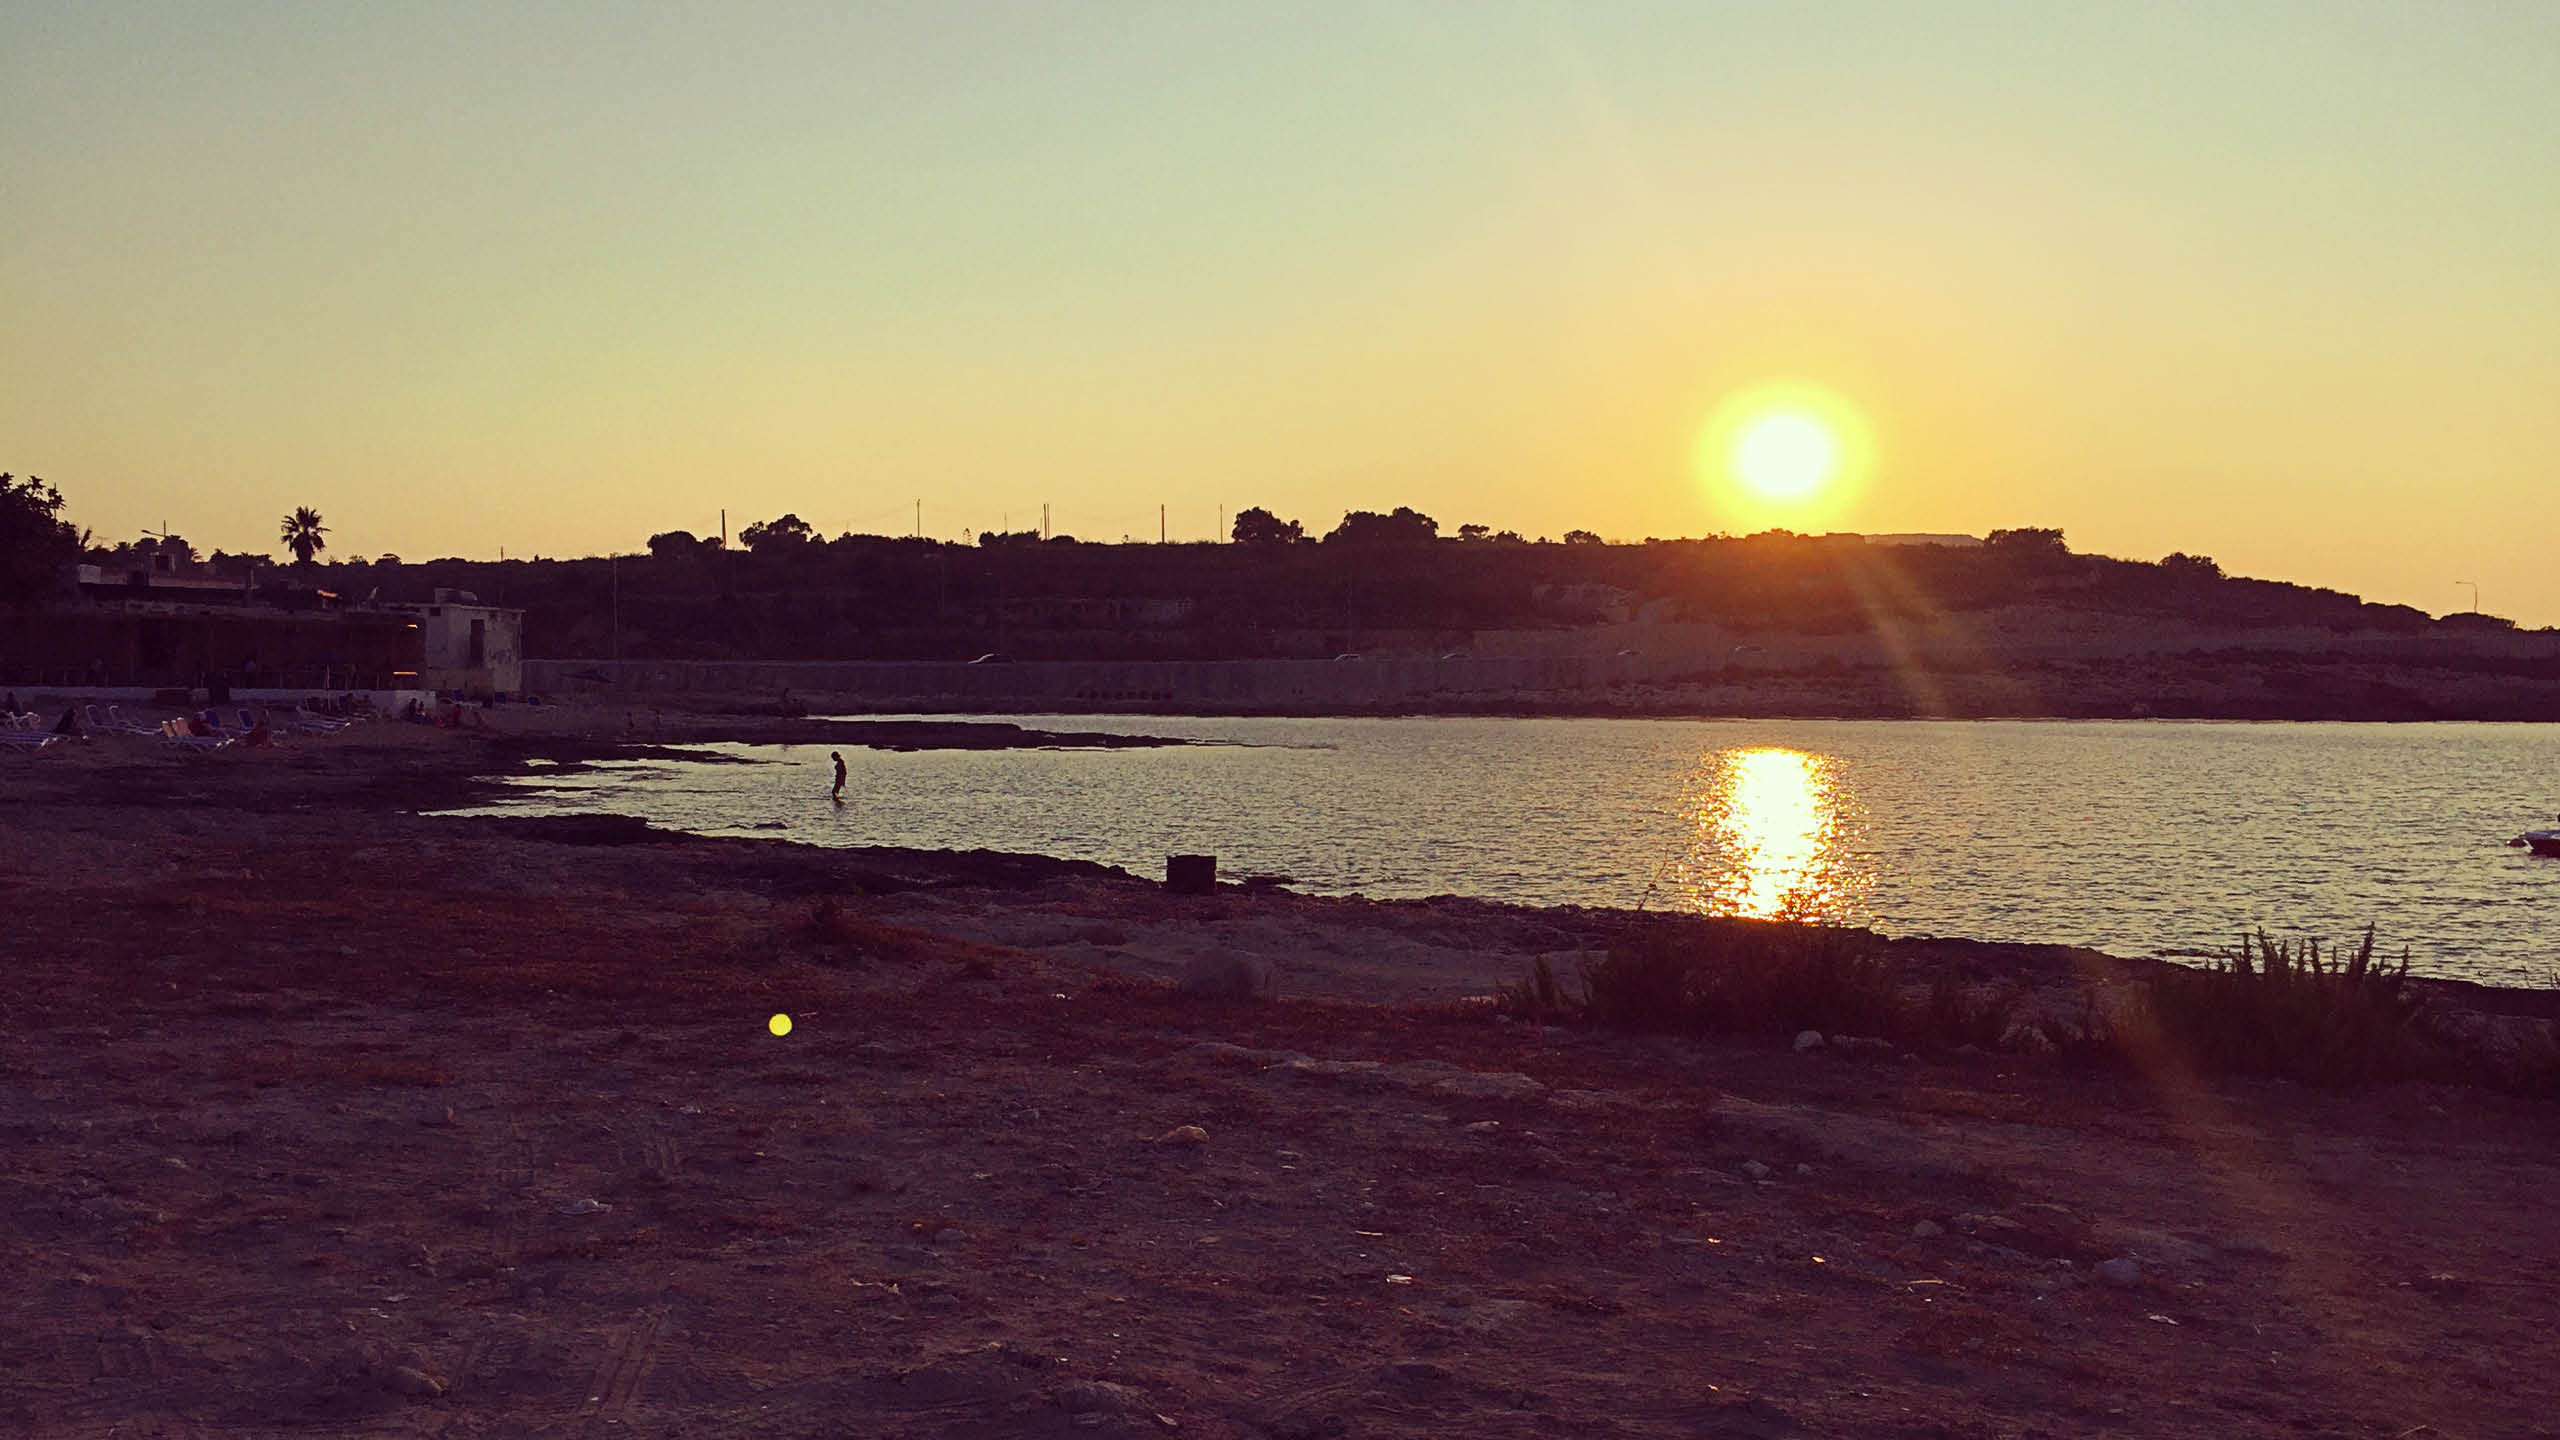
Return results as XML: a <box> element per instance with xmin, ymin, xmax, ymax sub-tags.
<box><xmin>1677</xmin><ymin>747</ymin><xmax>1869</xmax><ymax>922</ymax></box>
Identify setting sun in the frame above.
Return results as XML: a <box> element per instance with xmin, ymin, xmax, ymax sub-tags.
<box><xmin>1734</xmin><ymin>412</ymin><xmax>1840</xmax><ymax>500</ymax></box>
<box><xmin>1698</xmin><ymin>383</ymin><xmax>1872</xmax><ymax>521</ymax></box>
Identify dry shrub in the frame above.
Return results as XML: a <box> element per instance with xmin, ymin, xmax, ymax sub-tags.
<box><xmin>2135</xmin><ymin>927</ymin><xmax>2443</xmax><ymax>1085</ymax></box>
<box><xmin>1579</xmin><ymin>919</ymin><xmax>1903</xmax><ymax>1038</ymax></box>
<box><xmin>1494</xmin><ymin>955</ymin><xmax>1573</xmax><ymax>1023</ymax></box>
<box><xmin>1923</xmin><ymin>974</ymin><xmax>2021</xmax><ymax>1053</ymax></box>
<box><xmin>792</xmin><ymin>896</ymin><xmax>937</xmax><ymax>964</ymax></box>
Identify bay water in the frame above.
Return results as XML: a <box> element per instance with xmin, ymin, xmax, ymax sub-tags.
<box><xmin>462</xmin><ymin>716</ymin><xmax>2560</xmax><ymax>986</ymax></box>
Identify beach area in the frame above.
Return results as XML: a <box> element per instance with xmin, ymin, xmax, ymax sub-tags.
<box><xmin>3</xmin><ymin>711</ymin><xmax>2559</xmax><ymax>1438</ymax></box>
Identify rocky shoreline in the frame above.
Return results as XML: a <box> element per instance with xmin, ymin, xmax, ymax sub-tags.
<box><xmin>5</xmin><ymin>721</ymin><xmax>2559</xmax><ymax>1435</ymax></box>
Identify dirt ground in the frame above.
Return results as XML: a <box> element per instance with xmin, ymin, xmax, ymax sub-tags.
<box><xmin>3</xmin><ymin>729</ymin><xmax>2558</xmax><ymax>1438</ymax></box>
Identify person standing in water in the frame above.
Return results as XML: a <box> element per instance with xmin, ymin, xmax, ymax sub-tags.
<box><xmin>830</xmin><ymin>751</ymin><xmax>847</xmax><ymax>803</ymax></box>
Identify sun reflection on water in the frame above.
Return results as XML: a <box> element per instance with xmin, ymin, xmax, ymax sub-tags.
<box><xmin>1674</xmin><ymin>747</ymin><xmax>1871</xmax><ymax>922</ymax></box>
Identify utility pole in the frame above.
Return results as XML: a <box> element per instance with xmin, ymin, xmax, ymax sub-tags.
<box><xmin>1159</xmin><ymin>504</ymin><xmax>1166</xmax><ymax>545</ymax></box>
<box><xmin>915</xmin><ymin>500</ymin><xmax>921</xmax><ymax>539</ymax></box>
<box><xmin>2456</xmin><ymin>580</ymin><xmax>2480</xmax><ymax>614</ymax></box>
<box><xmin>1041</xmin><ymin>503</ymin><xmax>1049</xmax><ymax>541</ymax></box>
<box><xmin>720</xmin><ymin>509</ymin><xmax>727</xmax><ymax>549</ymax></box>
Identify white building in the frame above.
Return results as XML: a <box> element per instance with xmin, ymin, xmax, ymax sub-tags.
<box><xmin>391</xmin><ymin>590</ymin><xmax>525</xmax><ymax>695</ymax></box>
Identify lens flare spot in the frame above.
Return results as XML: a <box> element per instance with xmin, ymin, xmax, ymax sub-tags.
<box><xmin>768</xmin><ymin>1013</ymin><xmax>793</xmax><ymax>1037</ymax></box>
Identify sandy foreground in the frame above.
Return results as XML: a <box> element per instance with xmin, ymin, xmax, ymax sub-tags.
<box><xmin>3</xmin><ymin>724</ymin><xmax>2558</xmax><ymax>1439</ymax></box>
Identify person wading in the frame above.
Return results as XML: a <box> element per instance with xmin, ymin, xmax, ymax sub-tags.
<box><xmin>830</xmin><ymin>751</ymin><xmax>847</xmax><ymax>803</ymax></box>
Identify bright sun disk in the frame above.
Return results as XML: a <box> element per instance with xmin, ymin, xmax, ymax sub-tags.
<box><xmin>1733</xmin><ymin>411</ymin><xmax>1840</xmax><ymax>500</ymax></box>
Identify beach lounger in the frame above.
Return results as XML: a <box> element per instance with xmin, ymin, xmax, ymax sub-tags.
<box><xmin>158</xmin><ymin>720</ymin><xmax>231</xmax><ymax>751</ymax></box>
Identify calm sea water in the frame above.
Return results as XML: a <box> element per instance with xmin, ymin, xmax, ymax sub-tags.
<box><xmin>461</xmin><ymin>716</ymin><xmax>2560</xmax><ymax>986</ymax></box>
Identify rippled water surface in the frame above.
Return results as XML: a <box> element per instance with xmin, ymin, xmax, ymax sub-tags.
<box><xmin>460</xmin><ymin>716</ymin><xmax>2560</xmax><ymax>984</ymax></box>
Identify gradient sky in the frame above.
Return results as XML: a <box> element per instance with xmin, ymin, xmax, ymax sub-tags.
<box><xmin>8</xmin><ymin>2</ymin><xmax>2557</xmax><ymax>622</ymax></box>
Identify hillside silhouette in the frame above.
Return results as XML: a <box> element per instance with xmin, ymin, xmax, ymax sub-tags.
<box><xmin>262</xmin><ymin>522</ymin><xmax>2515</xmax><ymax>665</ymax></box>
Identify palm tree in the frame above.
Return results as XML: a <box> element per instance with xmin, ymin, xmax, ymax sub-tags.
<box><xmin>279</xmin><ymin>507</ymin><xmax>328</xmax><ymax>566</ymax></box>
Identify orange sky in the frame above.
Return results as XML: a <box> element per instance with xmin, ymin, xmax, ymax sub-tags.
<box><xmin>6</xmin><ymin>3</ymin><xmax>2556</xmax><ymax>622</ymax></box>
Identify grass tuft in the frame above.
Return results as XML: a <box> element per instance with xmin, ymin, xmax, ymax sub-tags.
<box><xmin>2136</xmin><ymin>926</ymin><xmax>2435</xmax><ymax>1084</ymax></box>
<box><xmin>1578</xmin><ymin>920</ymin><xmax>1902</xmax><ymax>1039</ymax></box>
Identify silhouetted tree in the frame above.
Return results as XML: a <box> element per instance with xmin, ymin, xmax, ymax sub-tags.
<box><xmin>207</xmin><ymin>549</ymin><xmax>275</xmax><ymax>578</ymax></box>
<box><xmin>1562</xmin><ymin>529</ymin><xmax>1603</xmax><ymax>546</ymax></box>
<box><xmin>738</xmin><ymin>514</ymin><xmax>814</xmax><ymax>553</ymax></box>
<box><xmin>2159</xmin><ymin>552</ymin><xmax>2223</xmax><ymax>581</ymax></box>
<box><xmin>0</xmin><ymin>472</ymin><xmax>79</xmax><ymax>602</ymax></box>
<box><xmin>1325</xmin><ymin>506</ymin><xmax>1438</xmax><ymax>545</ymax></box>
<box><xmin>647</xmin><ymin>530</ymin><xmax>701</xmax><ymax>559</ymax></box>
<box><xmin>1984</xmin><ymin>527</ymin><xmax>2067</xmax><ymax>557</ymax></box>
<box><xmin>279</xmin><ymin>507</ymin><xmax>328</xmax><ymax>566</ymax></box>
<box><xmin>1457</xmin><ymin>523</ymin><xmax>1491</xmax><ymax>542</ymax></box>
<box><xmin>1231</xmin><ymin>507</ymin><xmax>1303</xmax><ymax>546</ymax></box>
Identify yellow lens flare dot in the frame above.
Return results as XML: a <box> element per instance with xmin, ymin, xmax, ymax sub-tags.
<box><xmin>768</xmin><ymin>1013</ymin><xmax>793</xmax><ymax>1037</ymax></box>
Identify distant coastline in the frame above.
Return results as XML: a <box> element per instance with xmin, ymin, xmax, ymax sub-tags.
<box><xmin>528</xmin><ymin>647</ymin><xmax>2560</xmax><ymax>725</ymax></box>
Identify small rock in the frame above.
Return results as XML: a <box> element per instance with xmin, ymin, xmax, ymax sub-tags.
<box><xmin>1999</xmin><ymin>1023</ymin><xmax>2057</xmax><ymax>1056</ymax></box>
<box><xmin>2096</xmin><ymin>1257</ymin><xmax>2142</xmax><ymax>1288</ymax></box>
<box><xmin>1792</xmin><ymin>1030</ymin><xmax>1827</xmax><ymax>1053</ymax></box>
<box><xmin>931</xmin><ymin>1227</ymin><xmax>970</xmax><ymax>1246</ymax></box>
<box><xmin>1911</xmin><ymin>1220</ymin><xmax>1945</xmax><ymax>1239</ymax></box>
<box><xmin>1185</xmin><ymin>1041</ymin><xmax>1264</xmax><ymax>1064</ymax></box>
<box><xmin>1739</xmin><ymin>1160</ymin><xmax>1772</xmax><ymax>1181</ymax></box>
<box><xmin>382</xmin><ymin>1366</ymin><xmax>446</xmax><ymax>1398</ymax></box>
<box><xmin>1383</xmin><ymin>1359</ymin><xmax>1451</xmax><ymax>1384</ymax></box>
<box><xmin>1426</xmin><ymin>1071</ymin><xmax>1545</xmax><ymax>1102</ymax></box>
<box><xmin>1793</xmin><ymin>1163</ymin><xmax>1813</xmax><ymax>1177</ymax></box>
<box><xmin>1460</xmin><ymin>1120</ymin><xmax>1501</xmax><ymax>1136</ymax></box>
<box><xmin>1059</xmin><ymin>1379</ymin><xmax>1148</xmax><ymax>1414</ymax></box>
<box><xmin>1156</xmin><ymin>1124</ymin><xmax>1209</xmax><ymax>1147</ymax></box>
<box><xmin>555</xmin><ymin>1198</ymin><xmax>611</xmax><ymax>1217</ymax></box>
